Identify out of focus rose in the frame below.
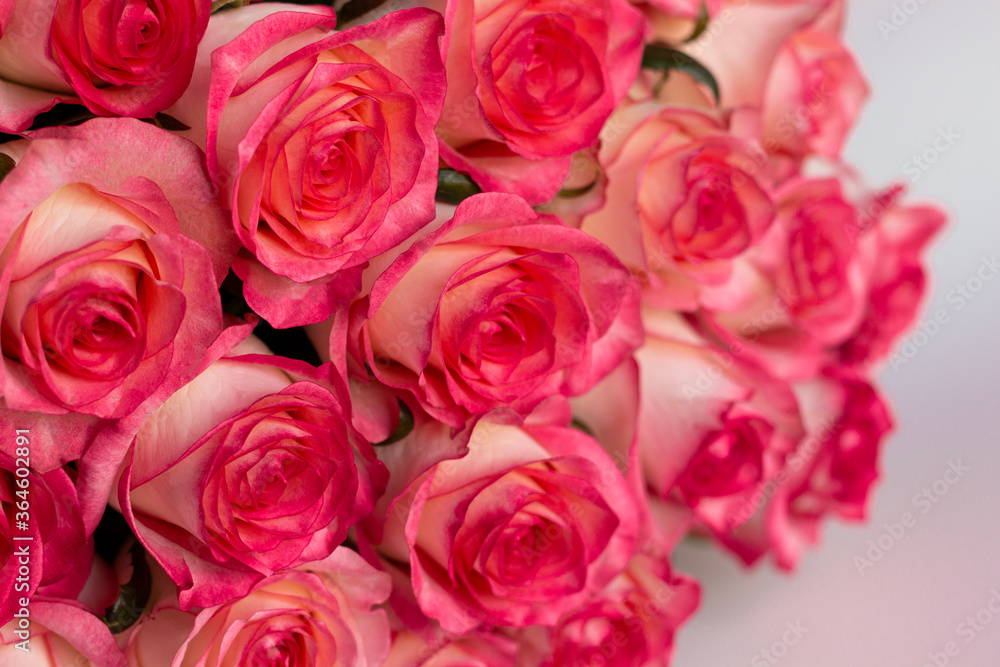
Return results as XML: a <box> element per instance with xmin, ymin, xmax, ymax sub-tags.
<box><xmin>840</xmin><ymin>194</ymin><xmax>946</xmax><ymax>367</ymax></box>
<box><xmin>635</xmin><ymin>308</ymin><xmax>803</xmax><ymax>542</ymax></box>
<box><xmin>168</xmin><ymin>549</ymin><xmax>391</xmax><ymax>667</ymax></box>
<box><xmin>347</xmin><ymin>193</ymin><xmax>641</xmax><ymax>428</ymax></box>
<box><xmin>0</xmin><ymin>462</ymin><xmax>89</xmax><ymax>626</ymax></box>
<box><xmin>0</xmin><ymin>598</ymin><xmax>127</xmax><ymax>666</ymax></box>
<box><xmin>720</xmin><ymin>368</ymin><xmax>892</xmax><ymax>569</ymax></box>
<box><xmin>692</xmin><ymin>176</ymin><xmax>876</xmax><ymax>380</ymax></box>
<box><xmin>0</xmin><ymin>119</ymin><xmax>235</xmax><ymax>470</ymax></box>
<box><xmin>761</xmin><ymin>26</ymin><xmax>869</xmax><ymax>175</ymax></box>
<box><xmin>116</xmin><ymin>336</ymin><xmax>385</xmax><ymax>609</ymax></box>
<box><xmin>536</xmin><ymin>550</ymin><xmax>700</xmax><ymax>667</ymax></box>
<box><xmin>373</xmin><ymin>416</ymin><xmax>641</xmax><ymax>633</ymax></box>
<box><xmin>0</xmin><ymin>0</ymin><xmax>209</xmax><ymax>126</ymax></box>
<box><xmin>582</xmin><ymin>104</ymin><xmax>775</xmax><ymax>312</ymax></box>
<box><xmin>680</xmin><ymin>0</ymin><xmax>835</xmax><ymax>110</ymax></box>
<box><xmin>171</xmin><ymin>5</ymin><xmax>446</xmax><ymax>327</ymax></box>
<box><xmin>425</xmin><ymin>0</ymin><xmax>645</xmax><ymax>203</ymax></box>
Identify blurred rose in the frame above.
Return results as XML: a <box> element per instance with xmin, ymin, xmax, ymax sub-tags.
<box><xmin>117</xmin><ymin>336</ymin><xmax>385</xmax><ymax>609</ymax></box>
<box><xmin>839</xmin><ymin>192</ymin><xmax>945</xmax><ymax>367</ymax></box>
<box><xmin>635</xmin><ymin>308</ymin><xmax>803</xmax><ymax>542</ymax></box>
<box><xmin>374</xmin><ymin>416</ymin><xmax>641</xmax><ymax>633</ymax></box>
<box><xmin>170</xmin><ymin>549</ymin><xmax>391</xmax><ymax>667</ymax></box>
<box><xmin>582</xmin><ymin>104</ymin><xmax>775</xmax><ymax>312</ymax></box>
<box><xmin>0</xmin><ymin>119</ymin><xmax>236</xmax><ymax>470</ymax></box>
<box><xmin>692</xmin><ymin>176</ymin><xmax>876</xmax><ymax>380</ymax></box>
<box><xmin>172</xmin><ymin>5</ymin><xmax>446</xmax><ymax>328</ymax></box>
<box><xmin>0</xmin><ymin>0</ymin><xmax>209</xmax><ymax>125</ymax></box>
<box><xmin>536</xmin><ymin>550</ymin><xmax>700</xmax><ymax>667</ymax></box>
<box><xmin>761</xmin><ymin>26</ymin><xmax>869</xmax><ymax>175</ymax></box>
<box><xmin>425</xmin><ymin>0</ymin><xmax>645</xmax><ymax>203</ymax></box>
<box><xmin>723</xmin><ymin>368</ymin><xmax>892</xmax><ymax>569</ymax></box>
<box><xmin>679</xmin><ymin>0</ymin><xmax>834</xmax><ymax>109</ymax></box>
<box><xmin>346</xmin><ymin>193</ymin><xmax>641</xmax><ymax>429</ymax></box>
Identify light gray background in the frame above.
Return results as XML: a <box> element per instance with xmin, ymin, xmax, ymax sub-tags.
<box><xmin>672</xmin><ymin>1</ymin><xmax>1000</xmax><ymax>665</ymax></box>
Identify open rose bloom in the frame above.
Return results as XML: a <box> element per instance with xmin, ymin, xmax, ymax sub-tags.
<box><xmin>0</xmin><ymin>0</ymin><xmax>944</xmax><ymax>664</ymax></box>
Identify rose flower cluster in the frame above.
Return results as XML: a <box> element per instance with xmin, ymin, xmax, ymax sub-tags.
<box><xmin>0</xmin><ymin>0</ymin><xmax>942</xmax><ymax>665</ymax></box>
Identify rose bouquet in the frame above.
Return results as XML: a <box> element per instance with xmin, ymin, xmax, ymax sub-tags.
<box><xmin>0</xmin><ymin>0</ymin><xmax>943</xmax><ymax>665</ymax></box>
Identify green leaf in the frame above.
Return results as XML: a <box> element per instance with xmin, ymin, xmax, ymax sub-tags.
<box><xmin>376</xmin><ymin>400</ymin><xmax>415</xmax><ymax>446</ymax></box>
<box><xmin>557</xmin><ymin>178</ymin><xmax>598</xmax><ymax>199</ymax></box>
<box><xmin>103</xmin><ymin>540</ymin><xmax>152</xmax><ymax>634</ymax></box>
<box><xmin>641</xmin><ymin>44</ymin><xmax>721</xmax><ymax>104</ymax></box>
<box><xmin>570</xmin><ymin>417</ymin><xmax>595</xmax><ymax>438</ymax></box>
<box><xmin>684</xmin><ymin>2</ymin><xmax>711</xmax><ymax>44</ymax></box>
<box><xmin>436</xmin><ymin>168</ymin><xmax>482</xmax><ymax>205</ymax></box>
<box><xmin>337</xmin><ymin>0</ymin><xmax>388</xmax><ymax>24</ymax></box>
<box><xmin>150</xmin><ymin>113</ymin><xmax>191</xmax><ymax>132</ymax></box>
<box><xmin>210</xmin><ymin>0</ymin><xmax>248</xmax><ymax>13</ymax></box>
<box><xmin>0</xmin><ymin>153</ymin><xmax>15</xmax><ymax>185</ymax></box>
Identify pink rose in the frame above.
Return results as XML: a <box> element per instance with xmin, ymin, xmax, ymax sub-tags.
<box><xmin>116</xmin><ymin>335</ymin><xmax>385</xmax><ymax>609</ymax></box>
<box><xmin>635</xmin><ymin>308</ymin><xmax>803</xmax><ymax>541</ymax></box>
<box><xmin>534</xmin><ymin>551</ymin><xmax>700</xmax><ymax>667</ymax></box>
<box><xmin>724</xmin><ymin>368</ymin><xmax>892</xmax><ymax>569</ymax></box>
<box><xmin>429</xmin><ymin>0</ymin><xmax>646</xmax><ymax>203</ymax></box>
<box><xmin>761</xmin><ymin>26</ymin><xmax>869</xmax><ymax>174</ymax></box>
<box><xmin>0</xmin><ymin>599</ymin><xmax>127</xmax><ymax>666</ymax></box>
<box><xmin>692</xmin><ymin>176</ymin><xmax>875</xmax><ymax>380</ymax></box>
<box><xmin>840</xmin><ymin>193</ymin><xmax>946</xmax><ymax>367</ymax></box>
<box><xmin>347</xmin><ymin>193</ymin><xmax>642</xmax><ymax>428</ymax></box>
<box><xmin>0</xmin><ymin>461</ymin><xmax>89</xmax><ymax>626</ymax></box>
<box><xmin>172</xmin><ymin>5</ymin><xmax>446</xmax><ymax>328</ymax></box>
<box><xmin>0</xmin><ymin>119</ymin><xmax>236</xmax><ymax>470</ymax></box>
<box><xmin>0</xmin><ymin>0</ymin><xmax>209</xmax><ymax>127</ymax></box>
<box><xmin>681</xmin><ymin>0</ymin><xmax>835</xmax><ymax>109</ymax></box>
<box><xmin>373</xmin><ymin>416</ymin><xmax>641</xmax><ymax>633</ymax></box>
<box><xmin>582</xmin><ymin>104</ymin><xmax>776</xmax><ymax>312</ymax></box>
<box><xmin>170</xmin><ymin>549</ymin><xmax>392</xmax><ymax>667</ymax></box>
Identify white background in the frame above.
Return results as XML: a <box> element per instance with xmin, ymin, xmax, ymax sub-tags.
<box><xmin>672</xmin><ymin>1</ymin><xmax>1000</xmax><ymax>665</ymax></box>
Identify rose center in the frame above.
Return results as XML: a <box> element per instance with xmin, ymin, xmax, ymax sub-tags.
<box><xmin>678</xmin><ymin>417</ymin><xmax>768</xmax><ymax>498</ymax></box>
